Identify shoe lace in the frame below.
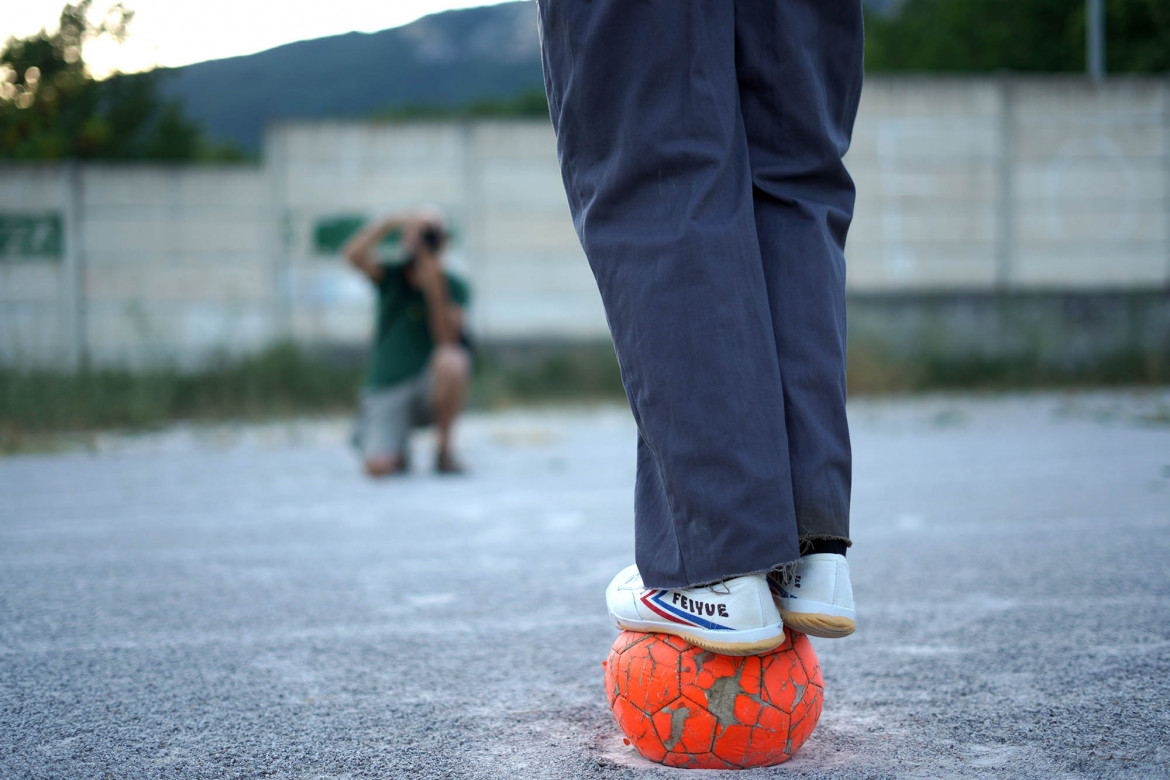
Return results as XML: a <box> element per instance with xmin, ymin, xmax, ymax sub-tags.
<box><xmin>767</xmin><ymin>569</ymin><xmax>794</xmax><ymax>590</ymax></box>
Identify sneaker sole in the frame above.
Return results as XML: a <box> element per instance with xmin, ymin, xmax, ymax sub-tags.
<box><xmin>614</xmin><ymin>618</ymin><xmax>787</xmax><ymax>656</ymax></box>
<box><xmin>780</xmin><ymin>612</ymin><xmax>855</xmax><ymax>639</ymax></box>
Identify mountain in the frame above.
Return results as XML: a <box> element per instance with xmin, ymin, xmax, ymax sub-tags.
<box><xmin>159</xmin><ymin>1</ymin><xmax>543</xmax><ymax>152</ymax></box>
<box><xmin>161</xmin><ymin>0</ymin><xmax>897</xmax><ymax>153</ymax></box>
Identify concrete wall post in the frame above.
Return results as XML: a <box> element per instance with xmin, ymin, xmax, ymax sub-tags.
<box><xmin>995</xmin><ymin>78</ymin><xmax>1016</xmax><ymax>291</ymax></box>
<box><xmin>60</xmin><ymin>161</ymin><xmax>86</xmax><ymax>371</ymax></box>
<box><xmin>265</xmin><ymin>127</ymin><xmax>293</xmax><ymax>343</ymax></box>
<box><xmin>459</xmin><ymin>121</ymin><xmax>487</xmax><ymax>335</ymax></box>
<box><xmin>1164</xmin><ymin>79</ymin><xmax>1170</xmax><ymax>289</ymax></box>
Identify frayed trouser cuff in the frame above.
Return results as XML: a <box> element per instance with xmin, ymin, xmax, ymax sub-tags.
<box><xmin>799</xmin><ymin>534</ymin><xmax>852</xmax><ymax>554</ymax></box>
<box><xmin>657</xmin><ymin>538</ymin><xmax>852</xmax><ymax>589</ymax></box>
<box><xmin>668</xmin><ymin>558</ymin><xmax>800</xmax><ymax>590</ymax></box>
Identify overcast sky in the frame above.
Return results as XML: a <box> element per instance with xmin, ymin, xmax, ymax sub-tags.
<box><xmin>3</xmin><ymin>0</ymin><xmax>523</xmax><ymax>77</ymax></box>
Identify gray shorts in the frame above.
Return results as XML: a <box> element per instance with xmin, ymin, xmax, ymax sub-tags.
<box><xmin>356</xmin><ymin>371</ymin><xmax>435</xmax><ymax>459</ymax></box>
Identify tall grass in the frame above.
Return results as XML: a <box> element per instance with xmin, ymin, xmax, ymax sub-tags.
<box><xmin>0</xmin><ymin>344</ymin><xmax>363</xmax><ymax>449</ymax></box>
<box><xmin>3</xmin><ymin>339</ymin><xmax>1166</xmax><ymax>452</ymax></box>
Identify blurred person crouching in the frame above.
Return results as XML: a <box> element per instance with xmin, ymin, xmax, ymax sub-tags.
<box><xmin>343</xmin><ymin>209</ymin><xmax>472</xmax><ymax>476</ymax></box>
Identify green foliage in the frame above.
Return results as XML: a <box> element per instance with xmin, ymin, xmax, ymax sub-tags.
<box><xmin>0</xmin><ymin>343</ymin><xmax>364</xmax><ymax>447</ymax></box>
<box><xmin>845</xmin><ymin>337</ymin><xmax>1168</xmax><ymax>394</ymax></box>
<box><xmin>865</xmin><ymin>0</ymin><xmax>1170</xmax><ymax>73</ymax></box>
<box><xmin>464</xmin><ymin>88</ymin><xmax>550</xmax><ymax>119</ymax></box>
<box><xmin>1106</xmin><ymin>0</ymin><xmax>1170</xmax><ymax>72</ymax></box>
<box><xmin>0</xmin><ymin>1</ymin><xmax>244</xmax><ymax>160</ymax></box>
<box><xmin>3</xmin><ymin>336</ymin><xmax>1166</xmax><ymax>450</ymax></box>
<box><xmin>0</xmin><ymin>341</ymin><xmax>629</xmax><ymax>447</ymax></box>
<box><xmin>470</xmin><ymin>342</ymin><xmax>626</xmax><ymax>408</ymax></box>
<box><xmin>371</xmin><ymin>87</ymin><xmax>550</xmax><ymax>122</ymax></box>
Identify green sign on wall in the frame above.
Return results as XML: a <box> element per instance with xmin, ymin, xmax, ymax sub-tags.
<box><xmin>0</xmin><ymin>212</ymin><xmax>64</xmax><ymax>261</ymax></box>
<box><xmin>314</xmin><ymin>216</ymin><xmax>402</xmax><ymax>255</ymax></box>
<box><xmin>312</xmin><ymin>215</ymin><xmax>459</xmax><ymax>256</ymax></box>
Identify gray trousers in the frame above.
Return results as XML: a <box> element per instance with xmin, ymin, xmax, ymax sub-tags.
<box><xmin>537</xmin><ymin>0</ymin><xmax>863</xmax><ymax>588</ymax></box>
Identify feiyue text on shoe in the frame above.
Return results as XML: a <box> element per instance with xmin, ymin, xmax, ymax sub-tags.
<box><xmin>673</xmin><ymin>593</ymin><xmax>731</xmax><ymax>618</ymax></box>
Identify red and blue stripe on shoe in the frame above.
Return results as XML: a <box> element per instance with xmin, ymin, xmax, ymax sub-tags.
<box><xmin>639</xmin><ymin>589</ymin><xmax>733</xmax><ymax>631</ymax></box>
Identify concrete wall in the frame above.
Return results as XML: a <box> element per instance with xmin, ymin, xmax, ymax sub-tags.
<box><xmin>1</xmin><ymin>76</ymin><xmax>1167</xmax><ymax>370</ymax></box>
<box><xmin>1</xmin><ymin>164</ymin><xmax>272</xmax><ymax>369</ymax></box>
<box><xmin>266</xmin><ymin>120</ymin><xmax>597</xmax><ymax>345</ymax></box>
<box><xmin>849</xmin><ymin>78</ymin><xmax>1169</xmax><ymax>290</ymax></box>
<box><xmin>0</xmin><ymin>165</ymin><xmax>76</xmax><ymax>369</ymax></box>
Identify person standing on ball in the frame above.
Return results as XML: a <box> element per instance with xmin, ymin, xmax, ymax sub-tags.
<box><xmin>536</xmin><ymin>0</ymin><xmax>863</xmax><ymax>654</ymax></box>
<box><xmin>344</xmin><ymin>209</ymin><xmax>472</xmax><ymax>477</ymax></box>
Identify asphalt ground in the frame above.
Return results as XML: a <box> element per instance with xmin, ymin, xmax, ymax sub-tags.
<box><xmin>2</xmin><ymin>390</ymin><xmax>1168</xmax><ymax>779</ymax></box>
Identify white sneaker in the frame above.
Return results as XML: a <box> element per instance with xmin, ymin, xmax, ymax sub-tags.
<box><xmin>605</xmin><ymin>564</ymin><xmax>786</xmax><ymax>656</ymax></box>
<box><xmin>774</xmin><ymin>553</ymin><xmax>855</xmax><ymax>638</ymax></box>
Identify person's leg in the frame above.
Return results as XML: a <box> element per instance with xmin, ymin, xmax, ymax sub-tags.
<box><xmin>537</xmin><ymin>0</ymin><xmax>799</xmax><ymax>589</ymax></box>
<box><xmin>735</xmin><ymin>0</ymin><xmax>865</xmax><ymax>636</ymax></box>
<box><xmin>427</xmin><ymin>344</ymin><xmax>471</xmax><ymax>472</ymax></box>
<box><xmin>735</xmin><ymin>0</ymin><xmax>862</xmax><ymax>549</ymax></box>
<box><xmin>359</xmin><ymin>385</ymin><xmax>413</xmax><ymax>477</ymax></box>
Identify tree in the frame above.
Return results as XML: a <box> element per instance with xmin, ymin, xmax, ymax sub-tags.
<box><xmin>865</xmin><ymin>0</ymin><xmax>1170</xmax><ymax>74</ymax></box>
<box><xmin>0</xmin><ymin>1</ymin><xmax>241</xmax><ymax>160</ymax></box>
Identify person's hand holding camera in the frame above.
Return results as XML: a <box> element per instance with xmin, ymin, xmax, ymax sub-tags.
<box><xmin>410</xmin><ymin>252</ymin><xmax>443</xmax><ymax>294</ymax></box>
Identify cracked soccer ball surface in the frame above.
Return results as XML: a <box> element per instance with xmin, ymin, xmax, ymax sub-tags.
<box><xmin>603</xmin><ymin>629</ymin><xmax>823</xmax><ymax>769</ymax></box>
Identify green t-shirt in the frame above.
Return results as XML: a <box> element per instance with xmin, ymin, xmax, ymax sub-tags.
<box><xmin>366</xmin><ymin>265</ymin><xmax>471</xmax><ymax>389</ymax></box>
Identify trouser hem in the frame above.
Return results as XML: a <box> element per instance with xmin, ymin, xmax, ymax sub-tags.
<box><xmin>667</xmin><ymin>558</ymin><xmax>801</xmax><ymax>591</ymax></box>
<box><xmin>799</xmin><ymin>534</ymin><xmax>852</xmax><ymax>554</ymax></box>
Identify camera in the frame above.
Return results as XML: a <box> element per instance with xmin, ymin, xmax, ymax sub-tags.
<box><xmin>401</xmin><ymin>222</ymin><xmax>448</xmax><ymax>277</ymax></box>
<box><xmin>419</xmin><ymin>224</ymin><xmax>447</xmax><ymax>253</ymax></box>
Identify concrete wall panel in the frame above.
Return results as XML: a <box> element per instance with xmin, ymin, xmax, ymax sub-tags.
<box><xmin>471</xmin><ymin>121</ymin><xmax>560</xmax><ymax>161</ymax></box>
<box><xmin>478</xmin><ymin>167</ymin><xmax>573</xmax><ymax>212</ymax></box>
<box><xmin>1013</xmin><ymin>248</ymin><xmax>1167</xmax><ymax>288</ymax></box>
<box><xmin>85</xmin><ymin>262</ymin><xmax>270</xmax><ymax>301</ymax></box>
<box><xmin>479</xmin><ymin>214</ymin><xmax>582</xmax><ymax>252</ymax></box>
<box><xmin>84</xmin><ymin>302</ymin><xmax>275</xmax><ymax>367</ymax></box>
<box><xmin>0</xmin><ymin>264</ymin><xmax>64</xmax><ymax>302</ymax></box>
<box><xmin>0</xmin><ymin>303</ymin><xmax>64</xmax><ymax>367</ymax></box>
<box><xmin>3</xmin><ymin>76</ymin><xmax>1168</xmax><ymax>369</ymax></box>
<box><xmin>848</xmin><ymin>245</ymin><xmax>999</xmax><ymax>290</ymax></box>
<box><xmin>0</xmin><ymin>165</ymin><xmax>66</xmax><ymax>206</ymax></box>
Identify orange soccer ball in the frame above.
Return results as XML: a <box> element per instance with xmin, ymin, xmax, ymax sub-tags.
<box><xmin>604</xmin><ymin>629</ymin><xmax>823</xmax><ymax>769</ymax></box>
